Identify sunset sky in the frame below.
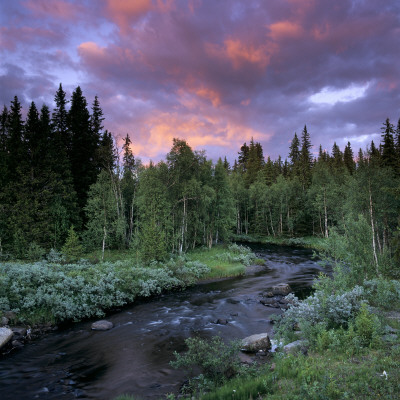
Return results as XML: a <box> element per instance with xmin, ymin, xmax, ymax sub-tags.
<box><xmin>1</xmin><ymin>0</ymin><xmax>400</xmax><ymax>164</ymax></box>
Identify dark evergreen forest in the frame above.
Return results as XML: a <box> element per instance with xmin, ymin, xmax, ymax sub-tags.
<box><xmin>1</xmin><ymin>85</ymin><xmax>399</xmax><ymax>267</ymax></box>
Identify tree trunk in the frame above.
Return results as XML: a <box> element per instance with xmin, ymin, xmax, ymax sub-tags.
<box><xmin>323</xmin><ymin>187</ymin><xmax>328</xmax><ymax>238</ymax></box>
<box><xmin>102</xmin><ymin>226</ymin><xmax>107</xmax><ymax>262</ymax></box>
<box><xmin>368</xmin><ymin>179</ymin><xmax>379</xmax><ymax>275</ymax></box>
<box><xmin>269</xmin><ymin>207</ymin><xmax>275</xmax><ymax>237</ymax></box>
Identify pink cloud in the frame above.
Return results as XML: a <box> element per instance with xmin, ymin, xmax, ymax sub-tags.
<box><xmin>104</xmin><ymin>0</ymin><xmax>174</xmax><ymax>33</ymax></box>
<box><xmin>269</xmin><ymin>21</ymin><xmax>304</xmax><ymax>40</ymax></box>
<box><xmin>206</xmin><ymin>38</ymin><xmax>270</xmax><ymax>70</ymax></box>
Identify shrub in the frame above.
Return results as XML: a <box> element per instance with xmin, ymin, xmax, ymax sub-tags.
<box><xmin>170</xmin><ymin>336</ymin><xmax>242</xmax><ymax>392</ymax></box>
<box><xmin>26</xmin><ymin>242</ymin><xmax>46</xmax><ymax>261</ymax></box>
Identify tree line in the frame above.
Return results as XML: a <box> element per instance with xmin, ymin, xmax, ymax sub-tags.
<box><xmin>1</xmin><ymin>86</ymin><xmax>399</xmax><ymax>265</ymax></box>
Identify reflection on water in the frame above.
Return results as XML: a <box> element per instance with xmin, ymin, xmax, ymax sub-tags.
<box><xmin>0</xmin><ymin>243</ymin><xmax>327</xmax><ymax>400</ymax></box>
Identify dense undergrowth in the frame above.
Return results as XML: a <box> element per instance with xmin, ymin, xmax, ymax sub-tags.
<box><xmin>149</xmin><ymin>219</ymin><xmax>400</xmax><ymax>400</ymax></box>
<box><xmin>0</xmin><ymin>244</ymin><xmax>256</xmax><ymax>325</ymax></box>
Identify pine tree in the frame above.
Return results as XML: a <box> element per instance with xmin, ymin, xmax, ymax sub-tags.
<box><xmin>97</xmin><ymin>130</ymin><xmax>116</xmax><ymax>171</ymax></box>
<box><xmin>289</xmin><ymin>132</ymin><xmax>300</xmax><ymax>175</ymax></box>
<box><xmin>223</xmin><ymin>156</ymin><xmax>230</xmax><ymax>172</ymax></box>
<box><xmin>68</xmin><ymin>86</ymin><xmax>100</xmax><ymax>219</ymax></box>
<box><xmin>7</xmin><ymin>96</ymin><xmax>26</xmax><ymax>180</ymax></box>
<box><xmin>369</xmin><ymin>140</ymin><xmax>380</xmax><ymax>166</ymax></box>
<box><xmin>0</xmin><ymin>106</ymin><xmax>9</xmax><ymax>186</ymax></box>
<box><xmin>331</xmin><ymin>142</ymin><xmax>344</xmax><ymax>170</ymax></box>
<box><xmin>237</xmin><ymin>142</ymin><xmax>249</xmax><ymax>172</ymax></box>
<box><xmin>52</xmin><ymin>83</ymin><xmax>70</xmax><ymax>155</ymax></box>
<box><xmin>344</xmin><ymin>141</ymin><xmax>355</xmax><ymax>175</ymax></box>
<box><xmin>245</xmin><ymin>138</ymin><xmax>264</xmax><ymax>186</ymax></box>
<box><xmin>381</xmin><ymin>118</ymin><xmax>396</xmax><ymax>169</ymax></box>
<box><xmin>299</xmin><ymin>125</ymin><xmax>313</xmax><ymax>188</ymax></box>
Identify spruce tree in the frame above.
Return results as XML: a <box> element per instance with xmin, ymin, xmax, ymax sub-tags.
<box><xmin>299</xmin><ymin>125</ymin><xmax>313</xmax><ymax>188</ymax></box>
<box><xmin>289</xmin><ymin>132</ymin><xmax>300</xmax><ymax>175</ymax></box>
<box><xmin>68</xmin><ymin>86</ymin><xmax>99</xmax><ymax>219</ymax></box>
<box><xmin>381</xmin><ymin>118</ymin><xmax>396</xmax><ymax>169</ymax></box>
<box><xmin>344</xmin><ymin>141</ymin><xmax>355</xmax><ymax>175</ymax></box>
<box><xmin>237</xmin><ymin>142</ymin><xmax>249</xmax><ymax>172</ymax></box>
<box><xmin>331</xmin><ymin>142</ymin><xmax>344</xmax><ymax>170</ymax></box>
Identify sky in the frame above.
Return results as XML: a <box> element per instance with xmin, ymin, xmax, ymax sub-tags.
<box><xmin>1</xmin><ymin>0</ymin><xmax>400</xmax><ymax>164</ymax></box>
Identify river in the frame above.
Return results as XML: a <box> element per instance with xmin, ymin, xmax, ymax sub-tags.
<box><xmin>0</xmin><ymin>243</ymin><xmax>326</xmax><ymax>400</ymax></box>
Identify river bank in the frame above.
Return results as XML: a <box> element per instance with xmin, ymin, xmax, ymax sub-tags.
<box><xmin>0</xmin><ymin>244</ymin><xmax>262</xmax><ymax>355</ymax></box>
<box><xmin>0</xmin><ymin>243</ymin><xmax>324</xmax><ymax>400</ymax></box>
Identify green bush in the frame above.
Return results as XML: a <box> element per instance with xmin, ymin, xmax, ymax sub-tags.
<box><xmin>0</xmin><ymin>257</ymin><xmax>210</xmax><ymax>324</ymax></box>
<box><xmin>26</xmin><ymin>242</ymin><xmax>46</xmax><ymax>261</ymax></box>
<box><xmin>171</xmin><ymin>336</ymin><xmax>242</xmax><ymax>393</ymax></box>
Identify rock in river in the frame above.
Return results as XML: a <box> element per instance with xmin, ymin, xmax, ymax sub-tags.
<box><xmin>0</xmin><ymin>327</ymin><xmax>13</xmax><ymax>350</ymax></box>
<box><xmin>91</xmin><ymin>320</ymin><xmax>114</xmax><ymax>331</ymax></box>
<box><xmin>272</xmin><ymin>283</ymin><xmax>292</xmax><ymax>296</ymax></box>
<box><xmin>241</xmin><ymin>333</ymin><xmax>271</xmax><ymax>353</ymax></box>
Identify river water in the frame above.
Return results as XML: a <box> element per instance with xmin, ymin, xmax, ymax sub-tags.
<box><xmin>0</xmin><ymin>243</ymin><xmax>326</xmax><ymax>400</ymax></box>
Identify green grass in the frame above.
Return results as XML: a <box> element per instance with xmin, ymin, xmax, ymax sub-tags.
<box><xmin>199</xmin><ymin>344</ymin><xmax>400</xmax><ymax>400</ymax></box>
<box><xmin>186</xmin><ymin>246</ymin><xmax>245</xmax><ymax>279</ymax></box>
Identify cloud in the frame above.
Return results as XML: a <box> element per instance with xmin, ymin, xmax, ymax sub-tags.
<box><xmin>206</xmin><ymin>38</ymin><xmax>270</xmax><ymax>70</ymax></box>
<box><xmin>2</xmin><ymin>0</ymin><xmax>400</xmax><ymax>164</ymax></box>
<box><xmin>23</xmin><ymin>0</ymin><xmax>80</xmax><ymax>20</ymax></box>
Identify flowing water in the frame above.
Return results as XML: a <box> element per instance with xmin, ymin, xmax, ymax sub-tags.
<box><xmin>0</xmin><ymin>243</ymin><xmax>327</xmax><ymax>400</ymax></box>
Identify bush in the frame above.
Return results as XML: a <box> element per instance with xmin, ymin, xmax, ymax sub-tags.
<box><xmin>26</xmin><ymin>242</ymin><xmax>46</xmax><ymax>261</ymax></box>
<box><xmin>215</xmin><ymin>244</ymin><xmax>256</xmax><ymax>266</ymax></box>
<box><xmin>0</xmin><ymin>255</ymin><xmax>211</xmax><ymax>324</ymax></box>
<box><xmin>363</xmin><ymin>278</ymin><xmax>400</xmax><ymax>310</ymax></box>
<box><xmin>170</xmin><ymin>336</ymin><xmax>242</xmax><ymax>393</ymax></box>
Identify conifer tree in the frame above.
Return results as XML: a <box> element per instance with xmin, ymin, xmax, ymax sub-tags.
<box><xmin>344</xmin><ymin>141</ymin><xmax>355</xmax><ymax>175</ymax></box>
<box><xmin>289</xmin><ymin>132</ymin><xmax>300</xmax><ymax>175</ymax></box>
<box><xmin>331</xmin><ymin>142</ymin><xmax>344</xmax><ymax>170</ymax></box>
<box><xmin>381</xmin><ymin>118</ymin><xmax>396</xmax><ymax>169</ymax></box>
<box><xmin>237</xmin><ymin>142</ymin><xmax>249</xmax><ymax>172</ymax></box>
<box><xmin>68</xmin><ymin>86</ymin><xmax>99</xmax><ymax>219</ymax></box>
<box><xmin>299</xmin><ymin>125</ymin><xmax>313</xmax><ymax>188</ymax></box>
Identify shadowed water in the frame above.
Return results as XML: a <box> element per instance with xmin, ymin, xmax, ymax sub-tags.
<box><xmin>0</xmin><ymin>243</ymin><xmax>327</xmax><ymax>400</ymax></box>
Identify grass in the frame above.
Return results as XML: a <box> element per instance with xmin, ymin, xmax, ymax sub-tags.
<box><xmin>186</xmin><ymin>246</ymin><xmax>245</xmax><ymax>279</ymax></box>
<box><xmin>198</xmin><ymin>343</ymin><xmax>400</xmax><ymax>400</ymax></box>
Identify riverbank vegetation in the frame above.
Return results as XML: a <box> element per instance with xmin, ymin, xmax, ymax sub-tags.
<box><xmin>0</xmin><ymin>244</ymin><xmax>254</xmax><ymax>325</ymax></box>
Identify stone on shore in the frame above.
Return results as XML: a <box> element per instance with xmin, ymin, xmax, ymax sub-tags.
<box><xmin>241</xmin><ymin>333</ymin><xmax>271</xmax><ymax>353</ymax></box>
<box><xmin>283</xmin><ymin>339</ymin><xmax>308</xmax><ymax>354</ymax></box>
<box><xmin>0</xmin><ymin>327</ymin><xmax>13</xmax><ymax>349</ymax></box>
<box><xmin>91</xmin><ymin>320</ymin><xmax>113</xmax><ymax>331</ymax></box>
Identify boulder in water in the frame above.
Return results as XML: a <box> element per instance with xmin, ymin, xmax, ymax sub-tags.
<box><xmin>91</xmin><ymin>320</ymin><xmax>113</xmax><ymax>331</ymax></box>
<box><xmin>272</xmin><ymin>283</ymin><xmax>292</xmax><ymax>296</ymax></box>
<box><xmin>241</xmin><ymin>333</ymin><xmax>271</xmax><ymax>353</ymax></box>
<box><xmin>0</xmin><ymin>327</ymin><xmax>13</xmax><ymax>350</ymax></box>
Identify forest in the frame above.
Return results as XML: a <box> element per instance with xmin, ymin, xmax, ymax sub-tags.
<box><xmin>0</xmin><ymin>84</ymin><xmax>399</xmax><ymax>269</ymax></box>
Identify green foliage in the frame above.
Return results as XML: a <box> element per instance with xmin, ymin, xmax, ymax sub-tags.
<box><xmin>62</xmin><ymin>226</ymin><xmax>83</xmax><ymax>262</ymax></box>
<box><xmin>26</xmin><ymin>242</ymin><xmax>46</xmax><ymax>261</ymax></box>
<box><xmin>171</xmin><ymin>336</ymin><xmax>242</xmax><ymax>393</ymax></box>
<box><xmin>363</xmin><ymin>278</ymin><xmax>400</xmax><ymax>310</ymax></box>
<box><xmin>0</xmin><ymin>254</ymin><xmax>212</xmax><ymax>324</ymax></box>
<box><xmin>12</xmin><ymin>229</ymin><xmax>28</xmax><ymax>259</ymax></box>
